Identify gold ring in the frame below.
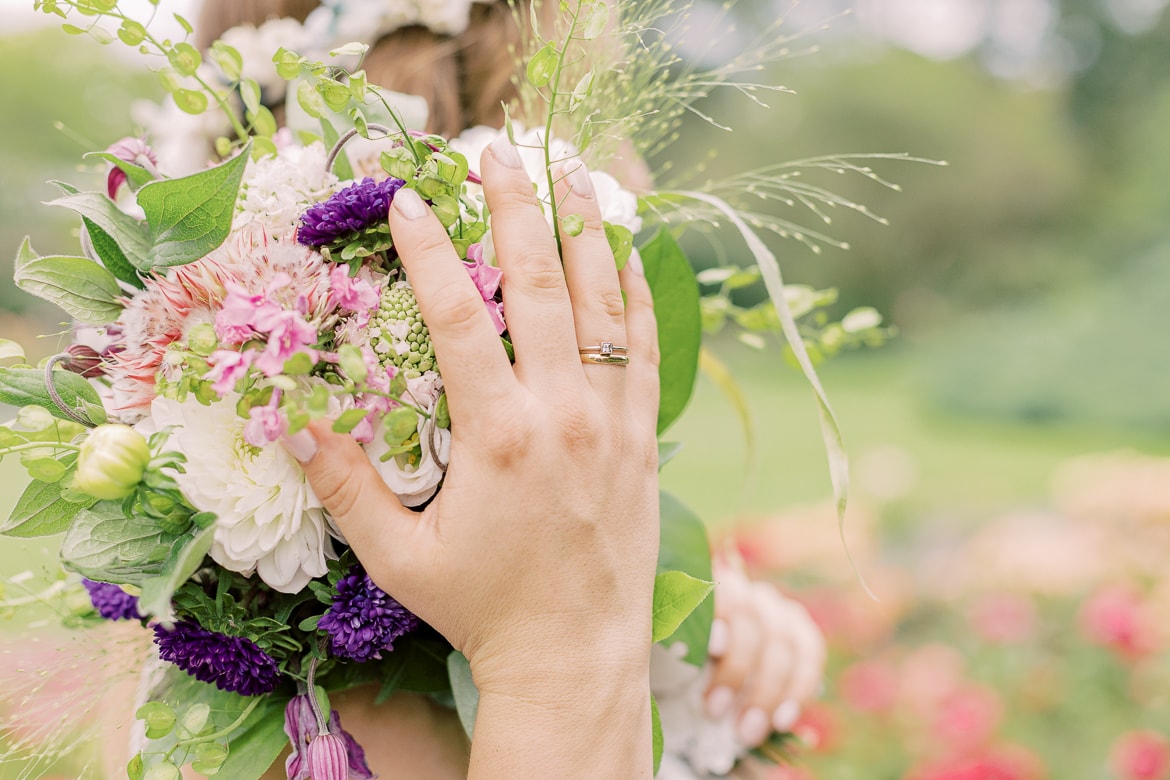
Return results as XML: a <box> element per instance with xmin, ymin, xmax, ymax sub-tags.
<box><xmin>578</xmin><ymin>341</ymin><xmax>630</xmax><ymax>366</ymax></box>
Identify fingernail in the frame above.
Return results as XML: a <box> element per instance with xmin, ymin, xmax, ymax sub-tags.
<box><xmin>772</xmin><ymin>699</ymin><xmax>801</xmax><ymax>732</ymax></box>
<box><xmin>707</xmin><ymin>618</ymin><xmax>729</xmax><ymax>658</ymax></box>
<box><xmin>626</xmin><ymin>248</ymin><xmax>644</xmax><ymax>276</ymax></box>
<box><xmin>281</xmin><ymin>429</ymin><xmax>318</xmax><ymax>463</ymax></box>
<box><xmin>489</xmin><ymin>135</ymin><xmax>523</xmax><ymax>169</ymax></box>
<box><xmin>705</xmin><ymin>685</ymin><xmax>735</xmax><ymax>719</ymax></box>
<box><xmin>737</xmin><ymin>707</ymin><xmax>770</xmax><ymax>747</ymax></box>
<box><xmin>559</xmin><ymin>160</ymin><xmax>594</xmax><ymax>198</ymax></box>
<box><xmin>393</xmin><ymin>187</ymin><xmax>429</xmax><ymax>220</ymax></box>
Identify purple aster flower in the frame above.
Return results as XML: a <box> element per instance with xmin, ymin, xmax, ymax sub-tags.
<box><xmin>153</xmin><ymin>620</ymin><xmax>281</xmax><ymax>696</ymax></box>
<box><xmin>284</xmin><ymin>693</ymin><xmax>375</xmax><ymax>780</ymax></box>
<box><xmin>82</xmin><ymin>579</ymin><xmax>142</xmax><ymax>621</ymax></box>
<box><xmin>317</xmin><ymin>567</ymin><xmax>418</xmax><ymax>663</ymax></box>
<box><xmin>298</xmin><ymin>177</ymin><xmax>405</xmax><ymax>247</ymax></box>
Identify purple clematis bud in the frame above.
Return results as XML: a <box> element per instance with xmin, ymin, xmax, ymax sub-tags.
<box><xmin>284</xmin><ymin>693</ymin><xmax>375</xmax><ymax>780</ymax></box>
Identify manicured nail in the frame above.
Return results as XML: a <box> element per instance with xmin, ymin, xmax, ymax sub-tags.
<box><xmin>625</xmin><ymin>248</ymin><xmax>644</xmax><ymax>277</ymax></box>
<box><xmin>707</xmin><ymin>618</ymin><xmax>729</xmax><ymax>658</ymax></box>
<box><xmin>393</xmin><ymin>187</ymin><xmax>428</xmax><ymax>220</ymax></box>
<box><xmin>489</xmin><ymin>135</ymin><xmax>523</xmax><ymax>168</ymax></box>
<box><xmin>281</xmin><ymin>429</ymin><xmax>318</xmax><ymax>463</ymax></box>
<box><xmin>559</xmin><ymin>160</ymin><xmax>594</xmax><ymax>198</ymax></box>
<box><xmin>705</xmin><ymin>685</ymin><xmax>735</xmax><ymax>719</ymax></box>
<box><xmin>772</xmin><ymin>699</ymin><xmax>801</xmax><ymax>732</ymax></box>
<box><xmin>737</xmin><ymin>707</ymin><xmax>770</xmax><ymax>747</ymax></box>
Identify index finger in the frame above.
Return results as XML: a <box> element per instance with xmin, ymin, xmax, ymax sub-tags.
<box><xmin>388</xmin><ymin>187</ymin><xmax>515</xmax><ymax>419</ymax></box>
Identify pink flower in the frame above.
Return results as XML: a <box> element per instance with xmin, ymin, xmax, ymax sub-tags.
<box><xmin>932</xmin><ymin>685</ymin><xmax>1002</xmax><ymax>753</ymax></box>
<box><xmin>105</xmin><ymin>136</ymin><xmax>157</xmax><ymax>199</ymax></box>
<box><xmin>1080</xmin><ymin>586</ymin><xmax>1156</xmax><ymax>659</ymax></box>
<box><xmin>464</xmin><ymin>242</ymin><xmax>506</xmax><ymax>335</ymax></box>
<box><xmin>204</xmin><ymin>349</ymin><xmax>254</xmax><ymax>396</ymax></box>
<box><xmin>215</xmin><ymin>280</ymin><xmax>284</xmax><ymax>346</ymax></box>
<box><xmin>968</xmin><ymin>594</ymin><xmax>1036</xmax><ymax>644</ymax></box>
<box><xmin>253</xmin><ymin>312</ymin><xmax>318</xmax><ymax>376</ymax></box>
<box><xmin>1111</xmin><ymin>731</ymin><xmax>1170</xmax><ymax>780</ymax></box>
<box><xmin>329</xmin><ymin>265</ymin><xmax>381</xmax><ymax>328</ymax></box>
<box><xmin>839</xmin><ymin>660</ymin><xmax>899</xmax><ymax>713</ymax></box>
<box><xmin>243</xmin><ymin>391</ymin><xmax>287</xmax><ymax>447</ymax></box>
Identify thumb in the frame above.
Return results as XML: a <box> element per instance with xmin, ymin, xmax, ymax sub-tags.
<box><xmin>282</xmin><ymin>420</ymin><xmax>423</xmax><ymax>591</ymax></box>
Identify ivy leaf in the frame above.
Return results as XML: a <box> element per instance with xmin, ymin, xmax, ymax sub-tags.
<box><xmin>447</xmin><ymin>650</ymin><xmax>479</xmax><ymax>740</ymax></box>
<box><xmin>657</xmin><ymin>492</ymin><xmax>714</xmax><ymax>666</ymax></box>
<box><xmin>640</xmin><ymin>229</ymin><xmax>701</xmax><ymax>435</ymax></box>
<box><xmin>60</xmin><ymin>502</ymin><xmax>171</xmax><ymax>584</ymax></box>
<box><xmin>136</xmin><ymin>142</ymin><xmax>251</xmax><ymax>269</ymax></box>
<box><xmin>0</xmin><ymin>367</ymin><xmax>106</xmax><ymax>425</ymax></box>
<box><xmin>14</xmin><ymin>250</ymin><xmax>123</xmax><ymax>325</ymax></box>
<box><xmin>1</xmin><ymin>464</ymin><xmax>96</xmax><ymax>538</ymax></box>
<box><xmin>137</xmin><ymin>525</ymin><xmax>215</xmax><ymax>619</ymax></box>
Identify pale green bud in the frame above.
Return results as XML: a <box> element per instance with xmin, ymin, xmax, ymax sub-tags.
<box><xmin>73</xmin><ymin>424</ymin><xmax>151</xmax><ymax>500</ymax></box>
<box><xmin>186</xmin><ymin>322</ymin><xmax>218</xmax><ymax>356</ymax></box>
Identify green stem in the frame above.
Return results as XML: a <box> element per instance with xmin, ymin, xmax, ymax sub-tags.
<box><xmin>0</xmin><ymin>441</ymin><xmax>80</xmax><ymax>457</ymax></box>
<box><xmin>542</xmin><ymin>2</ymin><xmax>585</xmax><ymax>256</ymax></box>
<box><xmin>166</xmin><ymin>696</ymin><xmax>263</xmax><ymax>759</ymax></box>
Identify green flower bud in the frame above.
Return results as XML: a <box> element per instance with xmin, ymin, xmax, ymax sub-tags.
<box><xmin>186</xmin><ymin>322</ymin><xmax>218</xmax><ymax>357</ymax></box>
<box><xmin>73</xmin><ymin>424</ymin><xmax>152</xmax><ymax>501</ymax></box>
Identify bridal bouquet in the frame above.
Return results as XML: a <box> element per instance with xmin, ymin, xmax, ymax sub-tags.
<box><xmin>2</xmin><ymin>0</ymin><xmax>908</xmax><ymax>777</ymax></box>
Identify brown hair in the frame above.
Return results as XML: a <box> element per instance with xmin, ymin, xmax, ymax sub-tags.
<box><xmin>196</xmin><ymin>0</ymin><xmax>526</xmax><ymax>138</ymax></box>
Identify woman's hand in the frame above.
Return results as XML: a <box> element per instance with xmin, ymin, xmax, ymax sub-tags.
<box><xmin>705</xmin><ymin>561</ymin><xmax>825</xmax><ymax>748</ymax></box>
<box><xmin>287</xmin><ymin>136</ymin><xmax>660</xmax><ymax>777</ymax></box>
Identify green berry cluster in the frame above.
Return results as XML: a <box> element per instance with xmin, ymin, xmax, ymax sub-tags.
<box><xmin>368</xmin><ymin>282</ymin><xmax>435</xmax><ymax>375</ymax></box>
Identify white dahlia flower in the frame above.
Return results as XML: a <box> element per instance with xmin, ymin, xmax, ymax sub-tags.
<box><xmin>140</xmin><ymin>394</ymin><xmax>336</xmax><ymax>593</ymax></box>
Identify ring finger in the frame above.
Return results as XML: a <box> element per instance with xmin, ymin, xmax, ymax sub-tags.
<box><xmin>553</xmin><ymin>160</ymin><xmax>629</xmax><ymax>398</ymax></box>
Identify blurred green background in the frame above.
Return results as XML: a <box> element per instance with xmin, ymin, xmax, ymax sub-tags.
<box><xmin>2</xmin><ymin>0</ymin><xmax>1169</xmax><ymax>777</ymax></box>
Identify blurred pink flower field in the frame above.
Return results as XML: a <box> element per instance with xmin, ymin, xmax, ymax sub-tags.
<box><xmin>726</xmin><ymin>451</ymin><xmax>1170</xmax><ymax>780</ymax></box>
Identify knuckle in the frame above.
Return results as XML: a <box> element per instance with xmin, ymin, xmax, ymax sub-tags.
<box><xmin>596</xmin><ymin>287</ymin><xmax>626</xmax><ymax>322</ymax></box>
<box><xmin>313</xmin><ymin>469</ymin><xmax>364</xmax><ymax>522</ymax></box>
<box><xmin>491</xmin><ymin>181</ymin><xmax>541</xmax><ymax>214</ymax></box>
<box><xmin>515</xmin><ymin>253</ymin><xmax>566</xmax><ymax>293</ymax></box>
<box><xmin>557</xmin><ymin>405</ymin><xmax>601</xmax><ymax>452</ymax></box>
<box><xmin>425</xmin><ymin>289</ymin><xmax>484</xmax><ymax>335</ymax></box>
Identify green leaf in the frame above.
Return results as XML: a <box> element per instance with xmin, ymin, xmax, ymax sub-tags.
<box><xmin>605</xmin><ymin>222</ymin><xmax>633</xmax><ymax>268</ymax></box>
<box><xmin>447</xmin><ymin>650</ymin><xmax>479</xmax><ymax>740</ymax></box>
<box><xmin>209</xmin><ymin>41</ymin><xmax>243</xmax><ymax>82</ymax></box>
<box><xmin>526</xmin><ymin>43</ymin><xmax>558</xmax><ymax>87</ymax></box>
<box><xmin>84</xmin><ymin>151</ymin><xmax>156</xmax><ymax>190</ymax></box>
<box><xmin>21</xmin><ymin>456</ymin><xmax>67</xmax><ymax>483</ymax></box>
<box><xmin>84</xmin><ymin>219</ymin><xmax>145</xmax><ymax>289</ymax></box>
<box><xmin>191</xmin><ymin>742</ymin><xmax>229</xmax><ymax>775</ymax></box>
<box><xmin>172</xmin><ymin>88</ymin><xmax>209</xmax><ymax>115</ymax></box>
<box><xmin>60</xmin><ymin>502</ymin><xmax>170</xmax><ymax>583</ymax></box>
<box><xmin>136</xmin><ymin>143</ymin><xmax>251</xmax><ymax>269</ymax></box>
<box><xmin>651</xmin><ymin>693</ymin><xmax>663</xmax><ymax>775</ymax></box>
<box><xmin>581</xmin><ymin>1</ymin><xmax>610</xmax><ymax>39</ymax></box>
<box><xmin>136</xmin><ymin>701</ymin><xmax>177</xmax><ymax>739</ymax></box>
<box><xmin>2</xmin><ymin>467</ymin><xmax>96</xmax><ymax>538</ymax></box>
<box><xmin>44</xmin><ymin>195</ymin><xmax>151</xmax><ymax>270</ymax></box>
<box><xmin>657</xmin><ymin>492</ymin><xmax>713</xmax><ymax>666</ymax></box>
<box><xmin>14</xmin><ymin>253</ymin><xmax>123</xmax><ymax>325</ymax></box>
<box><xmin>174</xmin><ymin>13</ymin><xmax>194</xmax><ymax>35</ymax></box>
<box><xmin>652</xmin><ymin>570</ymin><xmax>713</xmax><ymax>644</ymax></box>
<box><xmin>680</xmin><ymin>191</ymin><xmax>863</xmax><ymax>594</ymax></box>
<box><xmin>0</xmin><ymin>367</ymin><xmax>106</xmax><ymax>425</ymax></box>
<box><xmin>640</xmin><ymin>229</ymin><xmax>701</xmax><ymax>435</ymax></box>
<box><xmin>137</xmin><ymin>525</ymin><xmax>215</xmax><ymax>619</ymax></box>
<box><xmin>657</xmin><ymin>441</ymin><xmax>683</xmax><ymax>471</ymax></box>
<box><xmin>0</xmin><ymin>339</ymin><xmax>24</xmax><ymax>363</ymax></box>
<box><xmin>239</xmin><ymin>78</ymin><xmax>262</xmax><ymax>115</ymax></box>
<box><xmin>180</xmin><ymin>702</ymin><xmax>211</xmax><ymax>735</ymax></box>
<box><xmin>332</xmin><ymin>407</ymin><xmax>369</xmax><ymax>434</ymax></box>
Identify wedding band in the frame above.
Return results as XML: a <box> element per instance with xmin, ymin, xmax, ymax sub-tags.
<box><xmin>579</xmin><ymin>341</ymin><xmax>630</xmax><ymax>366</ymax></box>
